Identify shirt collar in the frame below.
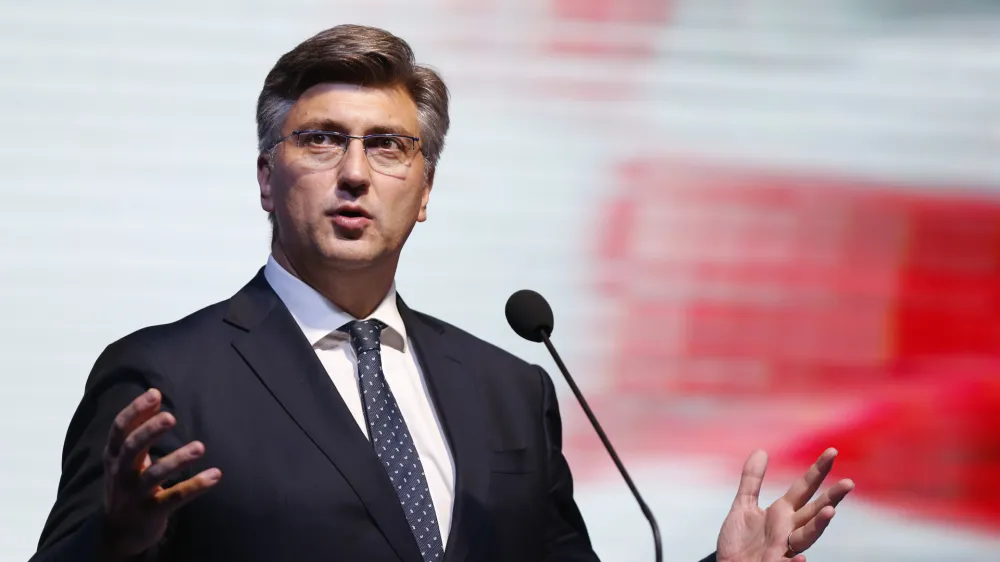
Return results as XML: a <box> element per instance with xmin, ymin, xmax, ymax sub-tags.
<box><xmin>263</xmin><ymin>255</ymin><xmax>407</xmax><ymax>351</ymax></box>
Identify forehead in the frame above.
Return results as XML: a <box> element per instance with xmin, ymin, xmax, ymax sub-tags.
<box><xmin>285</xmin><ymin>83</ymin><xmax>419</xmax><ymax>134</ymax></box>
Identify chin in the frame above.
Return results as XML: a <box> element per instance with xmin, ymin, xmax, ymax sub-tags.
<box><xmin>317</xmin><ymin>242</ymin><xmax>384</xmax><ymax>271</ymax></box>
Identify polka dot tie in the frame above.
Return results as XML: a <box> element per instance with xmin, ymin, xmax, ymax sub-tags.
<box><xmin>341</xmin><ymin>319</ymin><xmax>445</xmax><ymax>562</ymax></box>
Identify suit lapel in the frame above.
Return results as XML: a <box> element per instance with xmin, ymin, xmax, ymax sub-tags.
<box><xmin>398</xmin><ymin>297</ymin><xmax>491</xmax><ymax>562</ymax></box>
<box><xmin>225</xmin><ymin>271</ymin><xmax>423</xmax><ymax>562</ymax></box>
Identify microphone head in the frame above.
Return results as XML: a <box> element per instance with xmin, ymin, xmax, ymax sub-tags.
<box><xmin>505</xmin><ymin>289</ymin><xmax>554</xmax><ymax>343</ymax></box>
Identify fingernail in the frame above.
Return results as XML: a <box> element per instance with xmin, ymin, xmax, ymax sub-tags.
<box><xmin>145</xmin><ymin>390</ymin><xmax>158</xmax><ymax>404</ymax></box>
<box><xmin>206</xmin><ymin>469</ymin><xmax>222</xmax><ymax>482</ymax></box>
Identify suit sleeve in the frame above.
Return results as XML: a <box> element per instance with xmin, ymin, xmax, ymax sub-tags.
<box><xmin>536</xmin><ymin>366</ymin><xmax>601</xmax><ymax>562</ymax></box>
<box><xmin>536</xmin><ymin>366</ymin><xmax>720</xmax><ymax>562</ymax></box>
<box><xmin>30</xmin><ymin>339</ymin><xmax>188</xmax><ymax>562</ymax></box>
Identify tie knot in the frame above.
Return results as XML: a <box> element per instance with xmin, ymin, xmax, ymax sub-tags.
<box><xmin>340</xmin><ymin>319</ymin><xmax>387</xmax><ymax>353</ymax></box>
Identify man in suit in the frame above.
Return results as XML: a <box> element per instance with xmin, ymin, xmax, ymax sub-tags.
<box><xmin>32</xmin><ymin>24</ymin><xmax>853</xmax><ymax>562</ymax></box>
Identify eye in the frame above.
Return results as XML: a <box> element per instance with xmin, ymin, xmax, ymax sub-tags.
<box><xmin>299</xmin><ymin>132</ymin><xmax>340</xmax><ymax>147</ymax></box>
<box><xmin>368</xmin><ymin>136</ymin><xmax>405</xmax><ymax>152</ymax></box>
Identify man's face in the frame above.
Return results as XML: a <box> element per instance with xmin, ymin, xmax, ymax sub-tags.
<box><xmin>258</xmin><ymin>83</ymin><xmax>432</xmax><ymax>272</ymax></box>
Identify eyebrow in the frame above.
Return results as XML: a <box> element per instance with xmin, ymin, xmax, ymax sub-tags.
<box><xmin>295</xmin><ymin>118</ymin><xmax>417</xmax><ymax>138</ymax></box>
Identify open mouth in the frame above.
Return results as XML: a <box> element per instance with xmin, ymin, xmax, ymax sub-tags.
<box><xmin>330</xmin><ymin>207</ymin><xmax>372</xmax><ymax>233</ymax></box>
<box><xmin>332</xmin><ymin>206</ymin><xmax>371</xmax><ymax>220</ymax></box>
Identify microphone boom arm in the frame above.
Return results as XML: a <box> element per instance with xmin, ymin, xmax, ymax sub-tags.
<box><xmin>540</xmin><ymin>330</ymin><xmax>663</xmax><ymax>562</ymax></box>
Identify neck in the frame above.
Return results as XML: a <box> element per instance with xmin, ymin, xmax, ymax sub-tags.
<box><xmin>271</xmin><ymin>242</ymin><xmax>396</xmax><ymax>319</ymax></box>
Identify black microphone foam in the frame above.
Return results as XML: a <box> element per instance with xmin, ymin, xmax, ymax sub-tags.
<box><xmin>504</xmin><ymin>289</ymin><xmax>663</xmax><ymax>562</ymax></box>
<box><xmin>504</xmin><ymin>289</ymin><xmax>553</xmax><ymax>342</ymax></box>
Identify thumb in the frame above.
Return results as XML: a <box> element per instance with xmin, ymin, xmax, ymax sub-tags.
<box><xmin>733</xmin><ymin>449</ymin><xmax>768</xmax><ymax>510</ymax></box>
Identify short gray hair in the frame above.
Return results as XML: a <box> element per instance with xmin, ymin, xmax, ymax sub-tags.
<box><xmin>256</xmin><ymin>24</ymin><xmax>450</xmax><ymax>169</ymax></box>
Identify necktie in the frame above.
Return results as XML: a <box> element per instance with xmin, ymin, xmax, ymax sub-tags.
<box><xmin>341</xmin><ymin>319</ymin><xmax>445</xmax><ymax>562</ymax></box>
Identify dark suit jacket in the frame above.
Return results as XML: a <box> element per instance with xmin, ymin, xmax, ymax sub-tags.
<box><xmin>32</xmin><ymin>270</ymin><xmax>718</xmax><ymax>562</ymax></box>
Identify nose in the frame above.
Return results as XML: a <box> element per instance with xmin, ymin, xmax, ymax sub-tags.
<box><xmin>336</xmin><ymin>138</ymin><xmax>372</xmax><ymax>196</ymax></box>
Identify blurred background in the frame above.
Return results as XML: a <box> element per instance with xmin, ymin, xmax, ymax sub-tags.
<box><xmin>2</xmin><ymin>0</ymin><xmax>1000</xmax><ymax>560</ymax></box>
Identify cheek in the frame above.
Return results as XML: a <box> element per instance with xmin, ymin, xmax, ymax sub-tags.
<box><xmin>282</xmin><ymin>174</ymin><xmax>334</xmax><ymax>219</ymax></box>
<box><xmin>382</xmin><ymin>187</ymin><xmax>426</xmax><ymax>228</ymax></box>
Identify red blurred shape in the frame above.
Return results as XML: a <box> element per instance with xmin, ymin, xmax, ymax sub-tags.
<box><xmin>550</xmin><ymin>0</ymin><xmax>672</xmax><ymax>22</ymax></box>
<box><xmin>579</xmin><ymin>154</ymin><xmax>1000</xmax><ymax>530</ymax></box>
<box><xmin>772</xmin><ymin>364</ymin><xmax>1000</xmax><ymax>532</ymax></box>
<box><xmin>436</xmin><ymin>0</ymin><xmax>675</xmax><ymax>100</ymax></box>
<box><xmin>596</xmin><ymin>156</ymin><xmax>1000</xmax><ymax>398</ymax></box>
<box><xmin>894</xmin><ymin>202</ymin><xmax>1000</xmax><ymax>357</ymax></box>
<box><xmin>546</xmin><ymin>0</ymin><xmax>674</xmax><ymax>57</ymax></box>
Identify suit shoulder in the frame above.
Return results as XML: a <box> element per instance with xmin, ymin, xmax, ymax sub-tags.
<box><xmin>410</xmin><ymin>310</ymin><xmax>552</xmax><ymax>425</ymax></box>
<box><xmin>99</xmin><ymin>299</ymin><xmax>232</xmax><ymax>363</ymax></box>
<box><xmin>410</xmin><ymin>309</ymin><xmax>536</xmax><ymax>373</ymax></box>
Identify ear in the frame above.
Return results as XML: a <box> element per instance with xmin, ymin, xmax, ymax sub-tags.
<box><xmin>416</xmin><ymin>166</ymin><xmax>435</xmax><ymax>223</ymax></box>
<box><xmin>257</xmin><ymin>153</ymin><xmax>275</xmax><ymax>213</ymax></box>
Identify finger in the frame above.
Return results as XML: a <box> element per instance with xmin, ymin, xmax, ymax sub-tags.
<box><xmin>782</xmin><ymin>448</ymin><xmax>837</xmax><ymax>509</ymax></box>
<box><xmin>789</xmin><ymin>555</ymin><xmax>806</xmax><ymax>562</ymax></box>
<box><xmin>794</xmin><ymin>478</ymin><xmax>854</xmax><ymax>526</ymax></box>
<box><xmin>790</xmin><ymin>505</ymin><xmax>835</xmax><ymax>553</ymax></box>
<box><xmin>733</xmin><ymin>449</ymin><xmax>769</xmax><ymax>509</ymax></box>
<box><xmin>116</xmin><ymin>412</ymin><xmax>176</xmax><ymax>475</ymax></box>
<box><xmin>138</xmin><ymin>441</ymin><xmax>206</xmax><ymax>490</ymax></box>
<box><xmin>153</xmin><ymin>468</ymin><xmax>222</xmax><ymax>514</ymax></box>
<box><xmin>106</xmin><ymin>389</ymin><xmax>162</xmax><ymax>458</ymax></box>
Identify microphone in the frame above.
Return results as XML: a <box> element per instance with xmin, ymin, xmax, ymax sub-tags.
<box><xmin>505</xmin><ymin>289</ymin><xmax>663</xmax><ymax>562</ymax></box>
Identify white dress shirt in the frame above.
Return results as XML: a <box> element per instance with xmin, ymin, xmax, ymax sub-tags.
<box><xmin>263</xmin><ymin>256</ymin><xmax>456</xmax><ymax>544</ymax></box>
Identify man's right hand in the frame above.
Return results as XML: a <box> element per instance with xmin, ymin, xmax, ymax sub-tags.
<box><xmin>101</xmin><ymin>388</ymin><xmax>222</xmax><ymax>558</ymax></box>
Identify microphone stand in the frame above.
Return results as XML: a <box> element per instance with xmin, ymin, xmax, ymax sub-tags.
<box><xmin>540</xmin><ymin>330</ymin><xmax>663</xmax><ymax>562</ymax></box>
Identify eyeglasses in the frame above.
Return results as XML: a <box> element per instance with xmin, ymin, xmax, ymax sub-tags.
<box><xmin>268</xmin><ymin>130</ymin><xmax>421</xmax><ymax>177</ymax></box>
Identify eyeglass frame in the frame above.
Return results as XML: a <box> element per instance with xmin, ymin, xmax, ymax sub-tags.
<box><xmin>265</xmin><ymin>129</ymin><xmax>423</xmax><ymax>173</ymax></box>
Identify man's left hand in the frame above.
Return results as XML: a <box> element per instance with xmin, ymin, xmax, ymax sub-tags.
<box><xmin>716</xmin><ymin>448</ymin><xmax>854</xmax><ymax>562</ymax></box>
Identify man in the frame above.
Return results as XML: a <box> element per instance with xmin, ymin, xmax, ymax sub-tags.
<box><xmin>31</xmin><ymin>24</ymin><xmax>853</xmax><ymax>562</ymax></box>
